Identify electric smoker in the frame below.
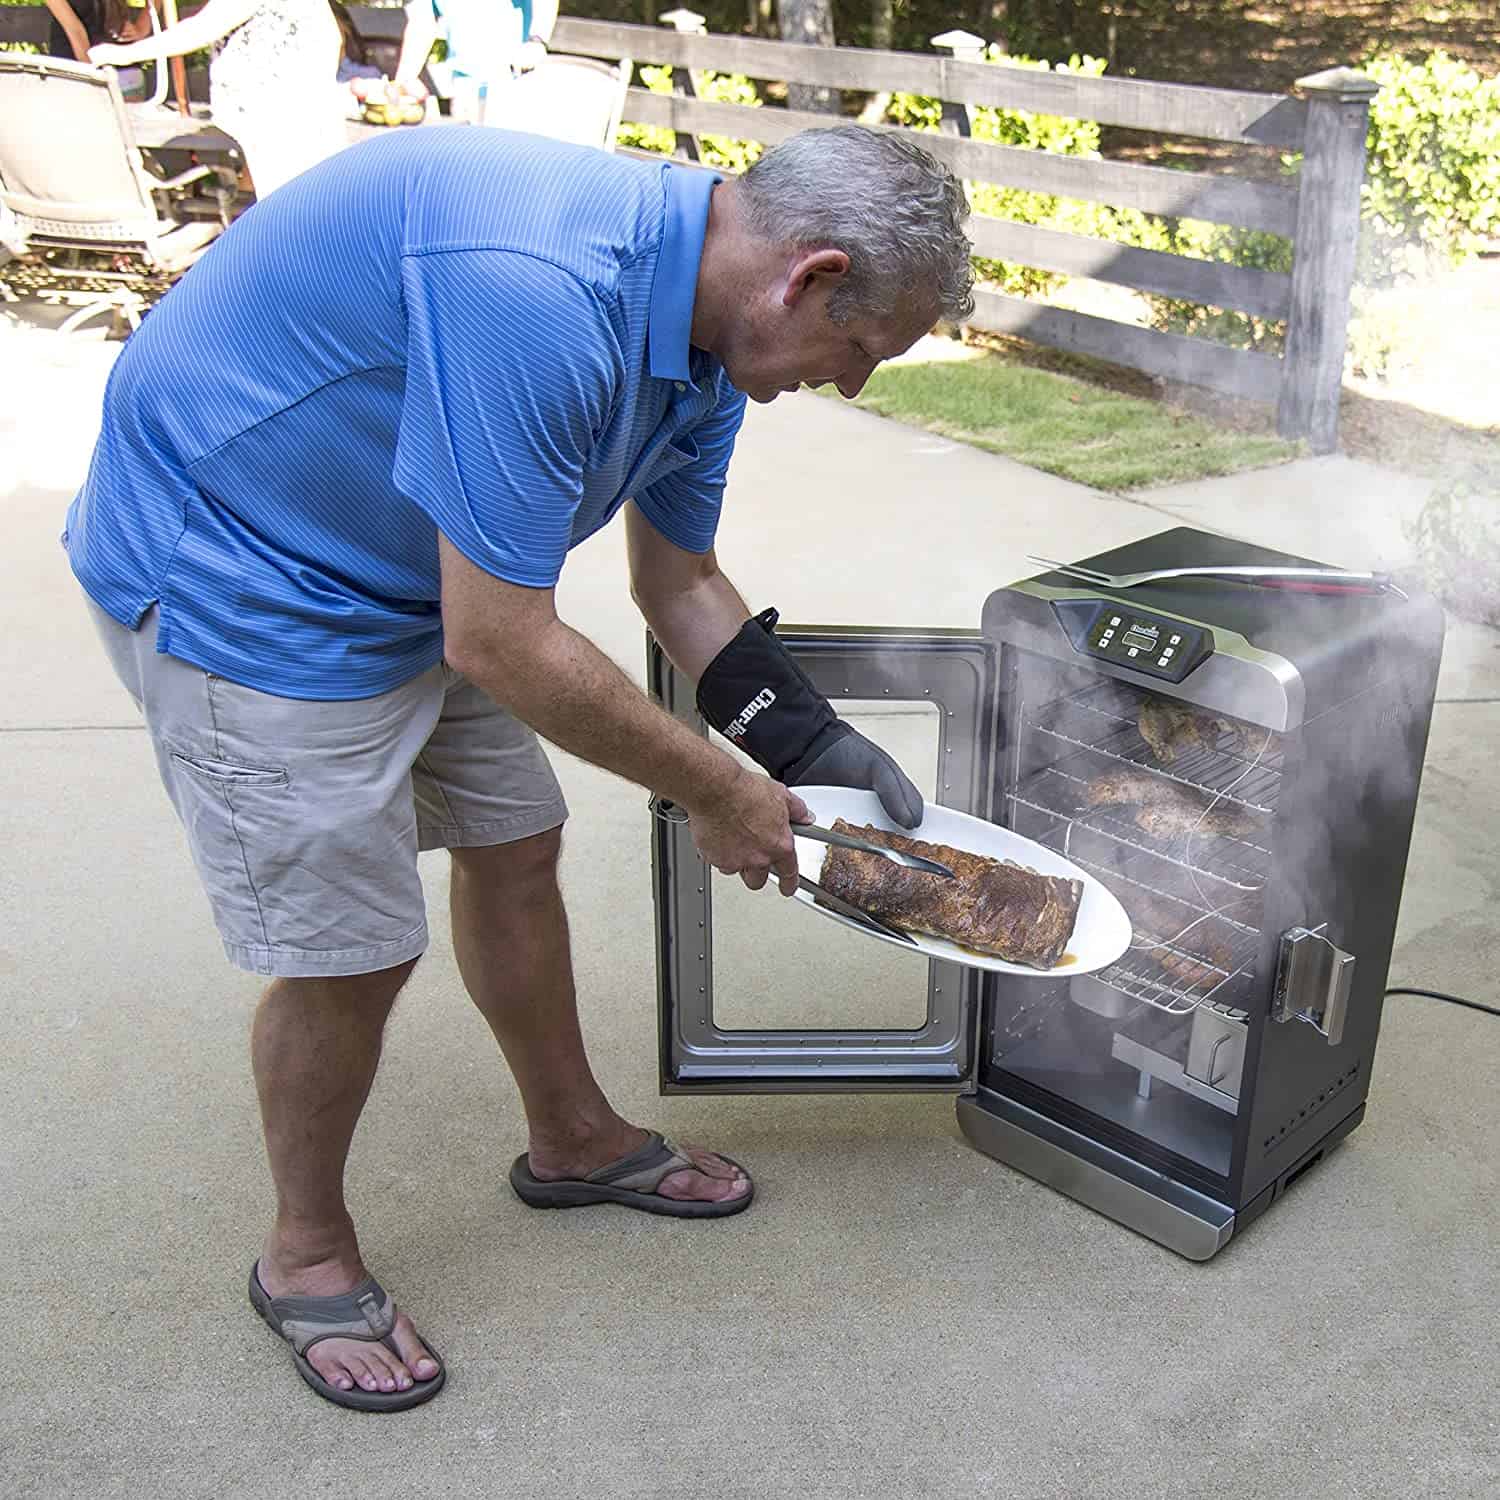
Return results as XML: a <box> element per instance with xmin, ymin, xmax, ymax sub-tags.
<box><xmin>648</xmin><ymin>528</ymin><xmax>1444</xmax><ymax>1259</ymax></box>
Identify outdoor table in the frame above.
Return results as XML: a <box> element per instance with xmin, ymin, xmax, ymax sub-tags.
<box><xmin>125</xmin><ymin>102</ymin><xmax>394</xmax><ymax>170</ymax></box>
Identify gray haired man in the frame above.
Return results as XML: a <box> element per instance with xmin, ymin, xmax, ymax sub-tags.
<box><xmin>66</xmin><ymin>122</ymin><xmax>974</xmax><ymax>1411</ymax></box>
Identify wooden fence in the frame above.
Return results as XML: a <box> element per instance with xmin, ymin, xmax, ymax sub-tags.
<box><xmin>552</xmin><ymin>13</ymin><xmax>1378</xmax><ymax>454</ymax></box>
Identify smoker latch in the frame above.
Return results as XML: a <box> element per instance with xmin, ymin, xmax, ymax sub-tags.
<box><xmin>1272</xmin><ymin>926</ymin><xmax>1355</xmax><ymax>1045</ymax></box>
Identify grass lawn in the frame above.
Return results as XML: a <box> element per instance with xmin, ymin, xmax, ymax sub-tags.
<box><xmin>840</xmin><ymin>352</ymin><xmax>1299</xmax><ymax>491</ymax></box>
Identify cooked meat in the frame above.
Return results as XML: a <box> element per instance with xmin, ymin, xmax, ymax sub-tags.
<box><xmin>1085</xmin><ymin>767</ymin><xmax>1265</xmax><ymax>841</ymax></box>
<box><xmin>1138</xmin><ymin>697</ymin><xmax>1267</xmax><ymax>766</ymax></box>
<box><xmin>1109</xmin><ymin>882</ymin><xmax>1252</xmax><ymax>994</ymax></box>
<box><xmin>1147</xmin><ymin>944</ymin><xmax>1227</xmax><ymax>992</ymax></box>
<box><xmin>819</xmin><ymin>820</ymin><xmax>1082</xmax><ymax>969</ymax></box>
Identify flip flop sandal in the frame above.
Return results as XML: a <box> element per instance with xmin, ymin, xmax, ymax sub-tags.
<box><xmin>248</xmin><ymin>1263</ymin><xmax>446</xmax><ymax>1413</ymax></box>
<box><xmin>509</xmin><ymin>1130</ymin><xmax>754</xmax><ymax>1219</ymax></box>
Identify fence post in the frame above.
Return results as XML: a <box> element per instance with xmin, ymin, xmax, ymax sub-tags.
<box><xmin>931</xmin><ymin>30</ymin><xmax>985</xmax><ymax>138</ymax></box>
<box><xmin>1277</xmin><ymin>66</ymin><xmax>1379</xmax><ymax>454</ymax></box>
<box><xmin>659</xmin><ymin>8</ymin><xmax>706</xmax><ymax>162</ymax></box>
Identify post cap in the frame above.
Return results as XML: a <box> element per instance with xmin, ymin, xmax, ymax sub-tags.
<box><xmin>931</xmin><ymin>30</ymin><xmax>986</xmax><ymax>58</ymax></box>
<box><xmin>1294</xmin><ymin>66</ymin><xmax>1380</xmax><ymax>102</ymax></box>
<box><xmin>659</xmin><ymin>8</ymin><xmax>707</xmax><ymax>32</ymax></box>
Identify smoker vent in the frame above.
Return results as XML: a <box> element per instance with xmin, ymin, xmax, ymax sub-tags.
<box><xmin>1007</xmin><ymin>678</ymin><xmax>1280</xmax><ymax>1017</ymax></box>
<box><xmin>1262</xmin><ymin>1060</ymin><xmax>1361</xmax><ymax>1153</ymax></box>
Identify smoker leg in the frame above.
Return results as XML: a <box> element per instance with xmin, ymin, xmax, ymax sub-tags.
<box><xmin>1136</xmin><ymin>1070</ymin><xmax>1153</xmax><ymax>1100</ymax></box>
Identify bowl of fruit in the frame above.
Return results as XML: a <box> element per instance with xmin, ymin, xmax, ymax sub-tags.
<box><xmin>351</xmin><ymin>77</ymin><xmax>429</xmax><ymax>127</ymax></box>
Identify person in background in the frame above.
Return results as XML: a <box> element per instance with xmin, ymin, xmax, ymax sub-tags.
<box><xmin>44</xmin><ymin>0</ymin><xmax>148</xmax><ymax>93</ymax></box>
<box><xmin>396</xmin><ymin>0</ymin><xmax>558</xmax><ymax>123</ymax></box>
<box><xmin>88</xmin><ymin>0</ymin><xmax>346</xmax><ymax>198</ymax></box>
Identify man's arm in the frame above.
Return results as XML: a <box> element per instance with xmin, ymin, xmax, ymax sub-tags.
<box><xmin>438</xmin><ymin>534</ymin><xmax>806</xmax><ymax>893</ymax></box>
<box><xmin>627</xmin><ymin>504</ymin><xmax>924</xmax><ymax>827</ymax></box>
<box><xmin>625</xmin><ymin>501</ymin><xmax>748</xmax><ymax>680</ymax></box>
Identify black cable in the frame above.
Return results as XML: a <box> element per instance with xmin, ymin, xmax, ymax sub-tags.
<box><xmin>1385</xmin><ymin>986</ymin><xmax>1500</xmax><ymax>1020</ymax></box>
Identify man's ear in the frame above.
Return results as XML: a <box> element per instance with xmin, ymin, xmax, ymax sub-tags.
<box><xmin>782</xmin><ymin>248</ymin><xmax>850</xmax><ymax>307</ymax></box>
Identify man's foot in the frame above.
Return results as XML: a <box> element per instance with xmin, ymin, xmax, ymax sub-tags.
<box><xmin>526</xmin><ymin>1120</ymin><xmax>750</xmax><ymax>1206</ymax></box>
<box><xmin>255</xmin><ymin>1247</ymin><xmax>440</xmax><ymax>1397</ymax></box>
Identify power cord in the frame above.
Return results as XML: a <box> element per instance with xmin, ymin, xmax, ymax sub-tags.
<box><xmin>1385</xmin><ymin>986</ymin><xmax>1500</xmax><ymax>1020</ymax></box>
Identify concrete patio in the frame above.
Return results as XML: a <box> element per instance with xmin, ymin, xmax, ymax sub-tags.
<box><xmin>2</xmin><ymin>316</ymin><xmax>1496</xmax><ymax>1499</ymax></box>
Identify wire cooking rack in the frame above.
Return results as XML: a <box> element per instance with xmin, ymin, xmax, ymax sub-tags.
<box><xmin>1010</xmin><ymin>679</ymin><xmax>1279</xmax><ymax>1016</ymax></box>
<box><xmin>1026</xmin><ymin>678</ymin><xmax>1283</xmax><ymax>813</ymax></box>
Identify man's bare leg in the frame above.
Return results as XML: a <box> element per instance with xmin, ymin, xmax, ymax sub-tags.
<box><xmin>449</xmin><ymin>829</ymin><xmax>747</xmax><ymax>1203</ymax></box>
<box><xmin>251</xmin><ymin>965</ymin><xmax>442</xmax><ymax>1395</ymax></box>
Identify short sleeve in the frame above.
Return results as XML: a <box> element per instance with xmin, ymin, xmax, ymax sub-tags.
<box><xmin>633</xmin><ymin>375</ymin><xmax>747</xmax><ymax>555</ymax></box>
<box><xmin>395</xmin><ymin>249</ymin><xmax>623</xmax><ymax>588</ymax></box>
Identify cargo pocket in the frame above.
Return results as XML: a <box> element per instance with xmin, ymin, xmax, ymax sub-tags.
<box><xmin>168</xmin><ymin>750</ymin><xmax>289</xmax><ymax>787</ymax></box>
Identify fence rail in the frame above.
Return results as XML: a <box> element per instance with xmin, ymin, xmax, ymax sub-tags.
<box><xmin>554</xmin><ymin>14</ymin><xmax>1376</xmax><ymax>453</ymax></box>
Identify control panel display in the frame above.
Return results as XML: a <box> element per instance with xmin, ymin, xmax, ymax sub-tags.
<box><xmin>1074</xmin><ymin>604</ymin><xmax>1212</xmax><ymax>683</ymax></box>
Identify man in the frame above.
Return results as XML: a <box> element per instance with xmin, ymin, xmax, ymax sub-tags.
<box><xmin>66</xmin><ymin>123</ymin><xmax>974</xmax><ymax>1412</ymax></box>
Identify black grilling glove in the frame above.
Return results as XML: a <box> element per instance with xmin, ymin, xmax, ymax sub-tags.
<box><xmin>695</xmin><ymin>608</ymin><xmax>923</xmax><ymax>829</ymax></box>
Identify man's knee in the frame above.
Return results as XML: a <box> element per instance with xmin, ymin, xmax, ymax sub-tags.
<box><xmin>450</xmin><ymin>827</ymin><xmax>562</xmax><ymax>900</ymax></box>
<box><xmin>265</xmin><ymin>957</ymin><xmax>420</xmax><ymax>1012</ymax></box>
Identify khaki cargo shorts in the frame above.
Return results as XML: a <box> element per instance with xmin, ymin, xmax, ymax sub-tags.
<box><xmin>90</xmin><ymin>601</ymin><xmax>568</xmax><ymax>977</ymax></box>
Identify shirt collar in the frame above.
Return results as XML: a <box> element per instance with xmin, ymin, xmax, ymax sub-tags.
<box><xmin>647</xmin><ymin>164</ymin><xmax>720</xmax><ymax>384</ymax></box>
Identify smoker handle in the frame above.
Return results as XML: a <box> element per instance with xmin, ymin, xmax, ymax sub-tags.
<box><xmin>1273</xmin><ymin>927</ymin><xmax>1354</xmax><ymax>1045</ymax></box>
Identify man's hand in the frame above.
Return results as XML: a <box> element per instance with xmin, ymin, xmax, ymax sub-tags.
<box><xmin>694</xmin><ymin>609</ymin><xmax>926</xmax><ymax>830</ymax></box>
<box><xmin>685</xmin><ymin>771</ymin><xmax>810</xmax><ymax>896</ymax></box>
<box><xmin>786</xmin><ymin>724</ymin><xmax>923</xmax><ymax>829</ymax></box>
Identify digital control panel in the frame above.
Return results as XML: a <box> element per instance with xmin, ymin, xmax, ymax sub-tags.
<box><xmin>1059</xmin><ymin>601</ymin><xmax>1214</xmax><ymax>683</ymax></box>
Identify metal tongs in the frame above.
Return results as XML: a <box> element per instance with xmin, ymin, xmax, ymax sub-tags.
<box><xmin>792</xmin><ymin>821</ymin><xmax>953</xmax><ymax>950</ymax></box>
<box><xmin>791</xmin><ymin>821</ymin><xmax>955</xmax><ymax>877</ymax></box>
<box><xmin>1027</xmin><ymin>556</ymin><xmax>1407</xmax><ymax>598</ymax></box>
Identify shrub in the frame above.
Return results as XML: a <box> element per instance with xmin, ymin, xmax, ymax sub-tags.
<box><xmin>1359</xmin><ymin>51</ymin><xmax>1500</xmax><ymax>282</ymax></box>
<box><xmin>614</xmin><ymin>66</ymin><xmax>762</xmax><ymax>174</ymax></box>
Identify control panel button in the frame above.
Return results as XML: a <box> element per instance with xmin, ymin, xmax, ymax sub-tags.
<box><xmin>1161</xmin><ymin>646</ymin><xmax>1174</xmax><ymax>658</ymax></box>
<box><xmin>1158</xmin><ymin>654</ymin><xmax>1170</xmax><ymax>666</ymax></box>
<box><xmin>1110</xmin><ymin>616</ymin><xmax>1121</xmax><ymax>627</ymax></box>
<box><xmin>1127</xmin><ymin>647</ymin><xmax>1139</xmax><ymax>658</ymax></box>
<box><xmin>1170</xmin><ymin>633</ymin><xmax>1181</xmax><ymax>645</ymax></box>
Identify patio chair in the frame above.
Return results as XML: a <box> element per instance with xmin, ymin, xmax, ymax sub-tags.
<box><xmin>0</xmin><ymin>55</ymin><xmax>230</xmax><ymax>334</ymax></box>
<box><xmin>482</xmin><ymin>55</ymin><xmax>634</xmax><ymax>152</ymax></box>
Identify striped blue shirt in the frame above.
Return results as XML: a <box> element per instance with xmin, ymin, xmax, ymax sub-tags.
<box><xmin>64</xmin><ymin>127</ymin><xmax>747</xmax><ymax>699</ymax></box>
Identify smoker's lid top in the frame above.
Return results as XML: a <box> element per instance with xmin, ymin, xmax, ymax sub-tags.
<box><xmin>1042</xmin><ymin>526</ymin><xmax>1435</xmax><ymax>661</ymax></box>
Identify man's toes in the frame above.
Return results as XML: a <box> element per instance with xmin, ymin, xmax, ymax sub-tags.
<box><xmin>657</xmin><ymin>1166</ymin><xmax>750</xmax><ymax>1202</ymax></box>
<box><xmin>680</xmin><ymin>1145</ymin><xmax>743</xmax><ymax>1181</ymax></box>
<box><xmin>390</xmin><ymin>1313</ymin><xmax>439</xmax><ymax>1384</ymax></box>
<box><xmin>306</xmin><ymin>1343</ymin><xmax>359</xmax><ymax>1392</ymax></box>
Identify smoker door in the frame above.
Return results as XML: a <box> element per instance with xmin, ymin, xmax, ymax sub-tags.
<box><xmin>649</xmin><ymin>627</ymin><xmax>996</xmax><ymax>1093</ymax></box>
<box><xmin>975</xmin><ymin>618</ymin><xmax>1289</xmax><ymax>1208</ymax></box>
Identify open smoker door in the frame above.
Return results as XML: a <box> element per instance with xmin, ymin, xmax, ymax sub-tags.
<box><xmin>649</xmin><ymin>626</ymin><xmax>997</xmax><ymax>1093</ymax></box>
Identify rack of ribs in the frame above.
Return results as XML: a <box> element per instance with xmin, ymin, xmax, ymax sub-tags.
<box><xmin>818</xmin><ymin>819</ymin><xmax>1083</xmax><ymax>968</ymax></box>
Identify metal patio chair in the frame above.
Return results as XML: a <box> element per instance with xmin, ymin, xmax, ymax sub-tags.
<box><xmin>482</xmin><ymin>55</ymin><xmax>634</xmax><ymax>152</ymax></box>
<box><xmin>0</xmin><ymin>55</ymin><xmax>231</xmax><ymax>335</ymax></box>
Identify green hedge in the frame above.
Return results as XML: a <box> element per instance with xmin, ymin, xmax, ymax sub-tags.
<box><xmin>615</xmin><ymin>65</ymin><xmax>763</xmax><ymax>173</ymax></box>
<box><xmin>1360</xmin><ymin>50</ymin><xmax>1500</xmax><ymax>279</ymax></box>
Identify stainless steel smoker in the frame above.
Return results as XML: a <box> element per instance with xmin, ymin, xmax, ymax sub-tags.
<box><xmin>648</xmin><ymin>528</ymin><xmax>1444</xmax><ymax>1259</ymax></box>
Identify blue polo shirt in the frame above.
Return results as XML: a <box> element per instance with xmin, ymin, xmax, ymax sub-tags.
<box><xmin>64</xmin><ymin>127</ymin><xmax>747</xmax><ymax>699</ymax></box>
